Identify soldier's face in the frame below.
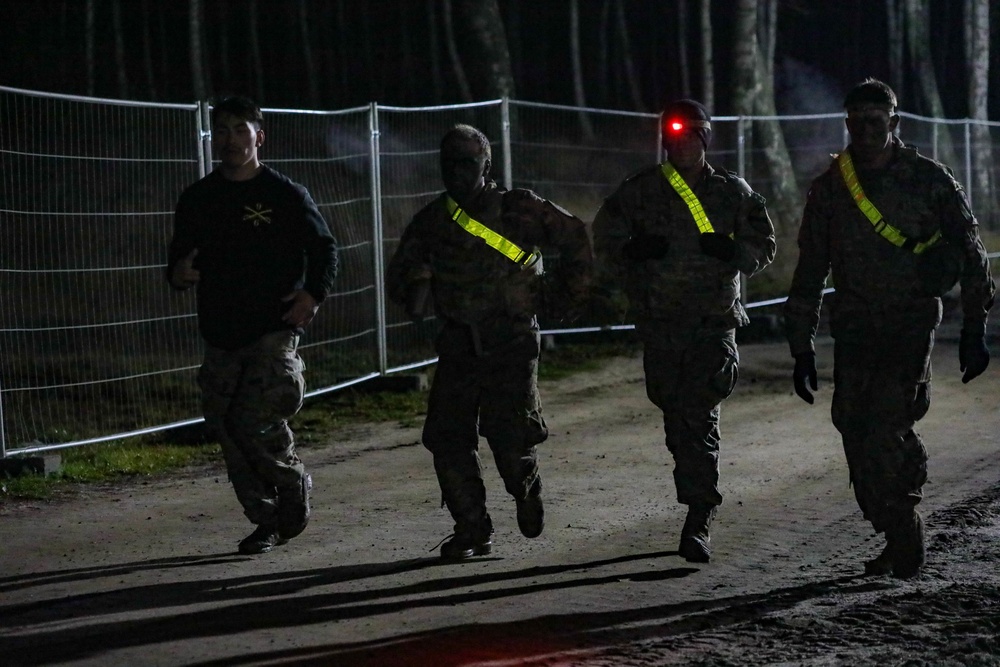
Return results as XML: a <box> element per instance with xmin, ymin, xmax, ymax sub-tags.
<box><xmin>213</xmin><ymin>112</ymin><xmax>263</xmax><ymax>171</ymax></box>
<box><xmin>846</xmin><ymin>105</ymin><xmax>898</xmax><ymax>162</ymax></box>
<box><xmin>441</xmin><ymin>138</ymin><xmax>489</xmax><ymax>203</ymax></box>
<box><xmin>664</xmin><ymin>128</ymin><xmax>706</xmax><ymax>173</ymax></box>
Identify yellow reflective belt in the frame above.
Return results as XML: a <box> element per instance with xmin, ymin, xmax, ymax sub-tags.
<box><xmin>836</xmin><ymin>151</ymin><xmax>941</xmax><ymax>255</ymax></box>
<box><xmin>661</xmin><ymin>162</ymin><xmax>715</xmax><ymax>234</ymax></box>
<box><xmin>445</xmin><ymin>196</ymin><xmax>538</xmax><ymax>265</ymax></box>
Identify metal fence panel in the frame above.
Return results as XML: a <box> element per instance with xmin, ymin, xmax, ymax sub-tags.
<box><xmin>1</xmin><ymin>86</ymin><xmax>998</xmax><ymax>457</ymax></box>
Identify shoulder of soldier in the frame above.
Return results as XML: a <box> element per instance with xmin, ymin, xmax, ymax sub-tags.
<box><xmin>898</xmin><ymin>143</ymin><xmax>960</xmax><ymax>183</ymax></box>
<box><xmin>714</xmin><ymin>167</ymin><xmax>767</xmax><ymax>205</ymax></box>
<box><xmin>504</xmin><ymin>188</ymin><xmax>580</xmax><ymax>220</ymax></box>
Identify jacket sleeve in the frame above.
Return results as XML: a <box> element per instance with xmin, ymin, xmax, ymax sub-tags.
<box><xmin>591</xmin><ymin>190</ymin><xmax>632</xmax><ymax>284</ymax></box>
<box><xmin>732</xmin><ymin>179</ymin><xmax>777</xmax><ymax>278</ymax></box>
<box><xmin>299</xmin><ymin>188</ymin><xmax>339</xmax><ymax>304</ymax></box>
<box><xmin>166</xmin><ymin>189</ymin><xmax>199</xmax><ymax>291</ymax></box>
<box><xmin>784</xmin><ymin>180</ymin><xmax>833</xmax><ymax>356</ymax></box>
<box><xmin>386</xmin><ymin>213</ymin><xmax>432</xmax><ymax>307</ymax></box>
<box><xmin>936</xmin><ymin>180</ymin><xmax>995</xmax><ymax>335</ymax></box>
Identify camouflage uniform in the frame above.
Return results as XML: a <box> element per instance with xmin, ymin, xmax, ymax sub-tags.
<box><xmin>593</xmin><ymin>162</ymin><xmax>776</xmax><ymax>507</ymax></box>
<box><xmin>198</xmin><ymin>330</ymin><xmax>307</xmax><ymax>526</ymax></box>
<box><xmin>784</xmin><ymin>136</ymin><xmax>995</xmax><ymax>533</ymax></box>
<box><xmin>386</xmin><ymin>180</ymin><xmax>592</xmax><ymax>542</ymax></box>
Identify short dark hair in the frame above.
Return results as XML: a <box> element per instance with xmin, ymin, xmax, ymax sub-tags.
<box><xmin>441</xmin><ymin>124</ymin><xmax>491</xmax><ymax>161</ymax></box>
<box><xmin>843</xmin><ymin>78</ymin><xmax>897</xmax><ymax>112</ymax></box>
<box><xmin>212</xmin><ymin>96</ymin><xmax>264</xmax><ymax>129</ymax></box>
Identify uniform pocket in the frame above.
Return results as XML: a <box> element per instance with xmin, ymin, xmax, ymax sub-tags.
<box><xmin>707</xmin><ymin>337</ymin><xmax>740</xmax><ymax>400</ymax></box>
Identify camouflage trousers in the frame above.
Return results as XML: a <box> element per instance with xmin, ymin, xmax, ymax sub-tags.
<box><xmin>832</xmin><ymin>328</ymin><xmax>933</xmax><ymax>533</ymax></box>
<box><xmin>198</xmin><ymin>329</ymin><xmax>308</xmax><ymax>526</ymax></box>
<box><xmin>642</xmin><ymin>328</ymin><xmax>739</xmax><ymax>508</ymax></box>
<box><xmin>422</xmin><ymin>327</ymin><xmax>548</xmax><ymax>537</ymax></box>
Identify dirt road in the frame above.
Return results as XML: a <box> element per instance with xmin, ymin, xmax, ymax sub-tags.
<box><xmin>2</xmin><ymin>332</ymin><xmax>999</xmax><ymax>666</ymax></box>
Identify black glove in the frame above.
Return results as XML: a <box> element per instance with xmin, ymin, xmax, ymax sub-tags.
<box><xmin>793</xmin><ymin>352</ymin><xmax>818</xmax><ymax>404</ymax></box>
<box><xmin>959</xmin><ymin>329</ymin><xmax>990</xmax><ymax>384</ymax></box>
<box><xmin>622</xmin><ymin>234</ymin><xmax>670</xmax><ymax>261</ymax></box>
<box><xmin>699</xmin><ymin>232</ymin><xmax>737</xmax><ymax>262</ymax></box>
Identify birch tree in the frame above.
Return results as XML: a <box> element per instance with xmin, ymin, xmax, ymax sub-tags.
<box><xmin>141</xmin><ymin>0</ymin><xmax>158</xmax><ymax>100</ymax></box>
<box><xmin>886</xmin><ymin>0</ymin><xmax>904</xmax><ymax>91</ymax></box>
<box><xmin>615</xmin><ymin>0</ymin><xmax>645</xmax><ymax>111</ymax></box>
<box><xmin>442</xmin><ymin>0</ymin><xmax>473</xmax><ymax>102</ymax></box>
<box><xmin>903</xmin><ymin>0</ymin><xmax>958</xmax><ymax>167</ymax></box>
<box><xmin>966</xmin><ymin>0</ymin><xmax>994</xmax><ymax>224</ymax></box>
<box><xmin>452</xmin><ymin>0</ymin><xmax>515</xmax><ymax>101</ymax></box>
<box><xmin>249</xmin><ymin>0</ymin><xmax>265</xmax><ymax>103</ymax></box>
<box><xmin>112</xmin><ymin>0</ymin><xmax>128</xmax><ymax>99</ymax></box>
<box><xmin>297</xmin><ymin>0</ymin><xmax>320</xmax><ymax>108</ymax></box>
<box><xmin>699</xmin><ymin>0</ymin><xmax>714</xmax><ymax>110</ymax></box>
<box><xmin>570</xmin><ymin>0</ymin><xmax>595</xmax><ymax>139</ymax></box>
<box><xmin>189</xmin><ymin>0</ymin><xmax>208</xmax><ymax>101</ymax></box>
<box><xmin>85</xmin><ymin>0</ymin><xmax>95</xmax><ymax>96</ymax></box>
<box><xmin>732</xmin><ymin>0</ymin><xmax>799</xmax><ymax>238</ymax></box>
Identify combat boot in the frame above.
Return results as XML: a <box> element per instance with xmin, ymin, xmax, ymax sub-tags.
<box><xmin>678</xmin><ymin>504</ymin><xmax>717</xmax><ymax>563</ymax></box>
<box><xmin>440</xmin><ymin>530</ymin><xmax>494</xmax><ymax>560</ymax></box>
<box><xmin>863</xmin><ymin>541</ymin><xmax>894</xmax><ymax>576</ymax></box>
<box><xmin>238</xmin><ymin>523</ymin><xmax>287</xmax><ymax>555</ymax></box>
<box><xmin>889</xmin><ymin>509</ymin><xmax>925</xmax><ymax>579</ymax></box>
<box><xmin>277</xmin><ymin>473</ymin><xmax>312</xmax><ymax>541</ymax></box>
<box><xmin>515</xmin><ymin>478</ymin><xmax>544</xmax><ymax>538</ymax></box>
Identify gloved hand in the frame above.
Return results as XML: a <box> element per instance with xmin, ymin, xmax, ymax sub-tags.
<box><xmin>622</xmin><ymin>234</ymin><xmax>670</xmax><ymax>261</ymax></box>
<box><xmin>959</xmin><ymin>329</ymin><xmax>990</xmax><ymax>383</ymax></box>
<box><xmin>699</xmin><ymin>232</ymin><xmax>737</xmax><ymax>262</ymax></box>
<box><xmin>793</xmin><ymin>352</ymin><xmax>818</xmax><ymax>404</ymax></box>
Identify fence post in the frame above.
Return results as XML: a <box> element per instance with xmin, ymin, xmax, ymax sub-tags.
<box><xmin>501</xmin><ymin>98</ymin><xmax>513</xmax><ymax>190</ymax></box>
<box><xmin>964</xmin><ymin>121</ymin><xmax>973</xmax><ymax>208</ymax></box>
<box><xmin>369</xmin><ymin>102</ymin><xmax>388</xmax><ymax>376</ymax></box>
<box><xmin>198</xmin><ymin>101</ymin><xmax>212</xmax><ymax>177</ymax></box>
<box><xmin>0</xmin><ymin>378</ymin><xmax>6</xmax><ymax>459</ymax></box>
<box><xmin>737</xmin><ymin>116</ymin><xmax>747</xmax><ymax>176</ymax></box>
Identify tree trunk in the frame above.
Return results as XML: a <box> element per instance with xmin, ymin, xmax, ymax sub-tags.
<box><xmin>189</xmin><ymin>0</ymin><xmax>208</xmax><ymax>101</ymax></box>
<box><xmin>452</xmin><ymin>0</ymin><xmax>516</xmax><ymax>100</ymax></box>
<box><xmin>570</xmin><ymin>0</ymin><xmax>595</xmax><ymax>139</ymax></box>
<box><xmin>217</xmin><ymin>0</ymin><xmax>230</xmax><ymax>89</ymax></box>
<box><xmin>248</xmin><ymin>0</ymin><xmax>265</xmax><ymax>103</ymax></box>
<box><xmin>141</xmin><ymin>0</ymin><xmax>158</xmax><ymax>100</ymax></box>
<box><xmin>112</xmin><ymin>0</ymin><xmax>129</xmax><ymax>99</ymax></box>
<box><xmin>597</xmin><ymin>0</ymin><xmax>611</xmax><ymax>107</ymax></box>
<box><xmin>615</xmin><ymin>0</ymin><xmax>645</xmax><ymax>111</ymax></box>
<box><xmin>752</xmin><ymin>0</ymin><xmax>800</xmax><ymax>237</ymax></box>
<box><xmin>731</xmin><ymin>0</ymin><xmax>759</xmax><ymax>117</ymax></box>
<box><xmin>85</xmin><ymin>0</ymin><xmax>95</xmax><ymax>96</ymax></box>
<box><xmin>442</xmin><ymin>0</ymin><xmax>474</xmax><ymax>102</ymax></box>
<box><xmin>886</xmin><ymin>0</ymin><xmax>903</xmax><ymax>92</ymax></box>
<box><xmin>678</xmin><ymin>0</ymin><xmax>691</xmax><ymax>98</ymax></box>
<box><xmin>699</xmin><ymin>0</ymin><xmax>714</xmax><ymax>110</ymax></box>
<box><xmin>427</xmin><ymin>0</ymin><xmax>444</xmax><ymax>103</ymax></box>
<box><xmin>298</xmin><ymin>0</ymin><xmax>320</xmax><ymax>109</ymax></box>
<box><xmin>904</xmin><ymin>0</ymin><xmax>958</xmax><ymax>167</ymax></box>
<box><xmin>966</xmin><ymin>0</ymin><xmax>994</xmax><ymax>225</ymax></box>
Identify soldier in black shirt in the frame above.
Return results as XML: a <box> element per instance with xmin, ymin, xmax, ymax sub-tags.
<box><xmin>167</xmin><ymin>96</ymin><xmax>338</xmax><ymax>555</ymax></box>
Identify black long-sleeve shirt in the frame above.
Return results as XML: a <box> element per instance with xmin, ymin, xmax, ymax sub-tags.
<box><xmin>167</xmin><ymin>165</ymin><xmax>339</xmax><ymax>350</ymax></box>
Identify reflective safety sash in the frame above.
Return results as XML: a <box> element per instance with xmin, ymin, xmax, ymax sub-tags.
<box><xmin>445</xmin><ymin>196</ymin><xmax>539</xmax><ymax>266</ymax></box>
<box><xmin>661</xmin><ymin>162</ymin><xmax>715</xmax><ymax>234</ymax></box>
<box><xmin>837</xmin><ymin>151</ymin><xmax>941</xmax><ymax>255</ymax></box>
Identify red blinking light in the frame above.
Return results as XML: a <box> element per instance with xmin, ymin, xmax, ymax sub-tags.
<box><xmin>667</xmin><ymin>120</ymin><xmax>685</xmax><ymax>134</ymax></box>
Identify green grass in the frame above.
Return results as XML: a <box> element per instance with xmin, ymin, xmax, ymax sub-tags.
<box><xmin>1</xmin><ymin>339</ymin><xmax>637</xmax><ymax>502</ymax></box>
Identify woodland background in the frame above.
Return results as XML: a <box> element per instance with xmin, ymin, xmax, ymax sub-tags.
<box><xmin>0</xmin><ymin>0</ymin><xmax>997</xmax><ymax>122</ymax></box>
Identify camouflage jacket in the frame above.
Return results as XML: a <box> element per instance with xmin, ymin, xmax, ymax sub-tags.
<box><xmin>386</xmin><ymin>180</ymin><xmax>592</xmax><ymax>337</ymax></box>
<box><xmin>592</xmin><ymin>162</ymin><xmax>776</xmax><ymax>334</ymax></box>
<box><xmin>784</xmin><ymin>137</ymin><xmax>995</xmax><ymax>356</ymax></box>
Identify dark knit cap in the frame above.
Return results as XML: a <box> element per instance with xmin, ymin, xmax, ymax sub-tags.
<box><xmin>661</xmin><ymin>99</ymin><xmax>712</xmax><ymax>148</ymax></box>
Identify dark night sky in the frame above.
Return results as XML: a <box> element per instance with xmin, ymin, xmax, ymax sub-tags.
<box><xmin>0</xmin><ymin>0</ymin><xmax>992</xmax><ymax>118</ymax></box>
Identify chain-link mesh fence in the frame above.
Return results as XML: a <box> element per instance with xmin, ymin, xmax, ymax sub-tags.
<box><xmin>1</xmin><ymin>86</ymin><xmax>998</xmax><ymax>456</ymax></box>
